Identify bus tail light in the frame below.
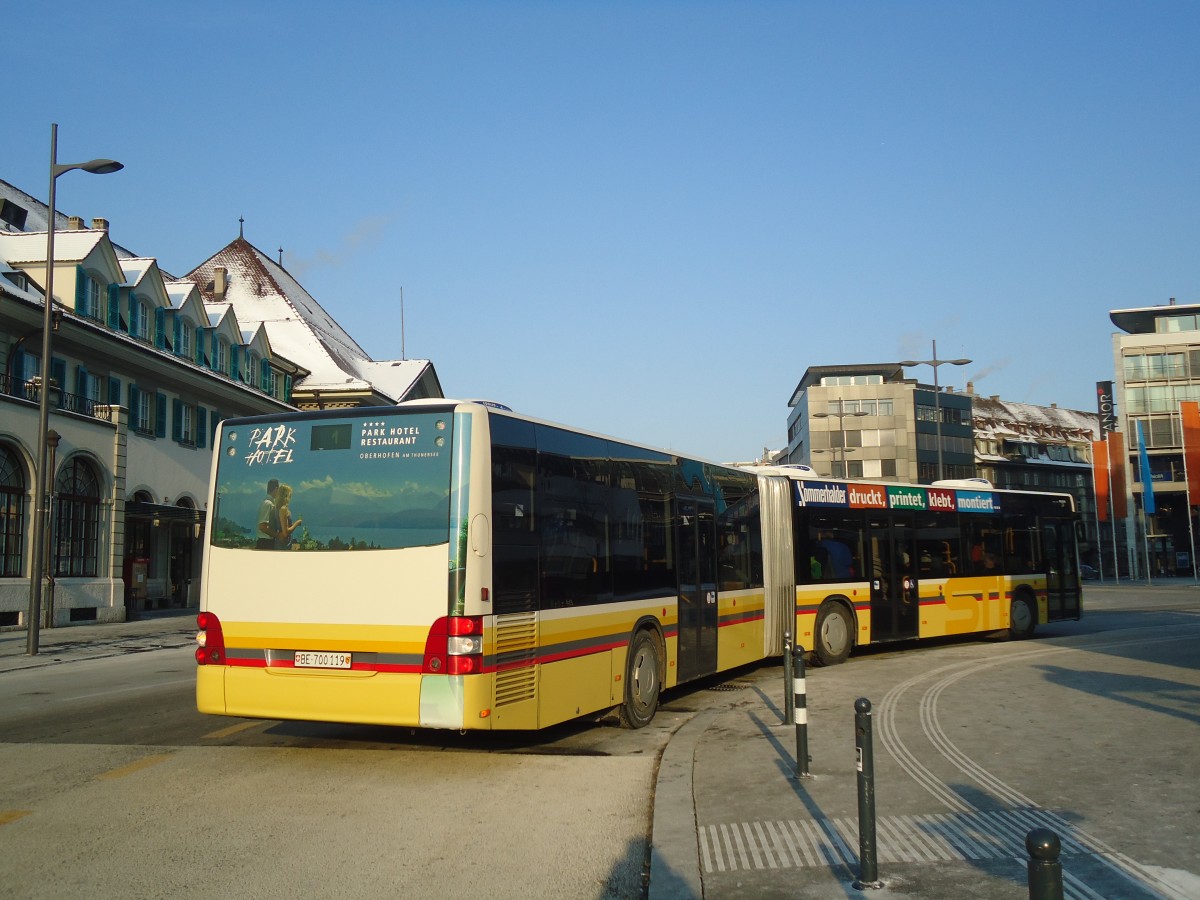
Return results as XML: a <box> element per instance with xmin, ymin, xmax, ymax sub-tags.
<box><xmin>422</xmin><ymin>615</ymin><xmax>484</xmax><ymax>674</ymax></box>
<box><xmin>195</xmin><ymin>611</ymin><xmax>226</xmax><ymax>665</ymax></box>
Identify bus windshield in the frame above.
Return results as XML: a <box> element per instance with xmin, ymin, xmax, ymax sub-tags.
<box><xmin>210</xmin><ymin>410</ymin><xmax>453</xmax><ymax>552</ymax></box>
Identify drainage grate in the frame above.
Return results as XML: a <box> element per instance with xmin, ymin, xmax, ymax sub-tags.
<box><xmin>707</xmin><ymin>683</ymin><xmax>750</xmax><ymax>692</ymax></box>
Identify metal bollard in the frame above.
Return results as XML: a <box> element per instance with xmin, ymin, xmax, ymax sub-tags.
<box><xmin>1026</xmin><ymin>828</ymin><xmax>1063</xmax><ymax>900</ymax></box>
<box><xmin>853</xmin><ymin>697</ymin><xmax>883</xmax><ymax>890</ymax></box>
<box><xmin>793</xmin><ymin>644</ymin><xmax>811</xmax><ymax>778</ymax></box>
<box><xmin>782</xmin><ymin>632</ymin><xmax>794</xmax><ymax>726</ymax></box>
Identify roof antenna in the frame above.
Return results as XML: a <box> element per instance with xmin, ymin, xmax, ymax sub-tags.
<box><xmin>278</xmin><ymin>246</ymin><xmax>283</xmax><ymax>266</ymax></box>
<box><xmin>238</xmin><ymin>216</ymin><xmax>244</xmax><ymax>239</ymax></box>
<box><xmin>400</xmin><ymin>286</ymin><xmax>406</xmax><ymax>360</ymax></box>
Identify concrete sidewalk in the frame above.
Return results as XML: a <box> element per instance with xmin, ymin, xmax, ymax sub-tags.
<box><xmin>650</xmin><ymin>675</ymin><xmax>1051</xmax><ymax>899</ymax></box>
<box><xmin>648</xmin><ymin>635</ymin><xmax>1197</xmax><ymax>900</ymax></box>
<box><xmin>0</xmin><ymin>609</ymin><xmax>197</xmax><ymax>673</ymax></box>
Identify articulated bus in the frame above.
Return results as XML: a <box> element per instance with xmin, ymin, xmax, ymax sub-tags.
<box><xmin>196</xmin><ymin>400</ymin><xmax>1081</xmax><ymax>731</ymax></box>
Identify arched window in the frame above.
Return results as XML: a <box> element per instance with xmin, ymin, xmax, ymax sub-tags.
<box><xmin>0</xmin><ymin>445</ymin><xmax>25</xmax><ymax>577</ymax></box>
<box><xmin>54</xmin><ymin>457</ymin><xmax>101</xmax><ymax>577</ymax></box>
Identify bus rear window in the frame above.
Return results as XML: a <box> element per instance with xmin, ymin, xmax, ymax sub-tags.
<box><xmin>210</xmin><ymin>412</ymin><xmax>452</xmax><ymax>551</ymax></box>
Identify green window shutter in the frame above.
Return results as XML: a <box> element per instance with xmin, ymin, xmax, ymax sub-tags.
<box><xmin>12</xmin><ymin>348</ymin><xmax>26</xmax><ymax>383</ymax></box>
<box><xmin>196</xmin><ymin>329</ymin><xmax>206</xmax><ymax>366</ymax></box>
<box><xmin>260</xmin><ymin>359</ymin><xmax>270</xmax><ymax>391</ymax></box>
<box><xmin>196</xmin><ymin>404</ymin><xmax>207</xmax><ymax>449</ymax></box>
<box><xmin>210</xmin><ymin>332</ymin><xmax>218</xmax><ymax>371</ymax></box>
<box><xmin>108</xmin><ymin>376</ymin><xmax>121</xmax><ymax>405</ymax></box>
<box><xmin>107</xmin><ymin>284</ymin><xmax>121</xmax><ymax>329</ymax></box>
<box><xmin>156</xmin><ymin>392</ymin><xmax>167</xmax><ymax>438</ymax></box>
<box><xmin>171</xmin><ymin>398</ymin><xmax>183</xmax><ymax>442</ymax></box>
<box><xmin>128</xmin><ymin>294</ymin><xmax>139</xmax><ymax>336</ymax></box>
<box><xmin>155</xmin><ymin>308</ymin><xmax>166</xmax><ymax>349</ymax></box>
<box><xmin>51</xmin><ymin>358</ymin><xmax>66</xmax><ymax>391</ymax></box>
<box><xmin>128</xmin><ymin>384</ymin><xmax>140</xmax><ymax>428</ymax></box>
<box><xmin>76</xmin><ymin>365</ymin><xmax>88</xmax><ymax>396</ymax></box>
<box><xmin>173</xmin><ymin>316</ymin><xmax>182</xmax><ymax>354</ymax></box>
<box><xmin>284</xmin><ymin>374</ymin><xmax>293</xmax><ymax>402</ymax></box>
<box><xmin>75</xmin><ymin>267</ymin><xmax>86</xmax><ymax>315</ymax></box>
<box><xmin>231</xmin><ymin>346</ymin><xmax>240</xmax><ymax>380</ymax></box>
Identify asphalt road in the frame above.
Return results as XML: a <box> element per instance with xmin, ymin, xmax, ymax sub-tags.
<box><xmin>0</xmin><ymin>581</ymin><xmax>1196</xmax><ymax>899</ymax></box>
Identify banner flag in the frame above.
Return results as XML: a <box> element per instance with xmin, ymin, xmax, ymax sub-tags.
<box><xmin>1181</xmin><ymin>401</ymin><xmax>1200</xmax><ymax>504</ymax></box>
<box><xmin>1092</xmin><ymin>439</ymin><xmax>1110</xmax><ymax>523</ymax></box>
<box><xmin>1136</xmin><ymin>421</ymin><xmax>1156</xmax><ymax>515</ymax></box>
<box><xmin>1108</xmin><ymin>431</ymin><xmax>1128</xmax><ymax>520</ymax></box>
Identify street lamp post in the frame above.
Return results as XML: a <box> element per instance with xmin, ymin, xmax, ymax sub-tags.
<box><xmin>813</xmin><ymin>399</ymin><xmax>869</xmax><ymax>478</ymax></box>
<box><xmin>898</xmin><ymin>340</ymin><xmax>972</xmax><ymax>482</ymax></box>
<box><xmin>26</xmin><ymin>123</ymin><xmax>122</xmax><ymax>655</ymax></box>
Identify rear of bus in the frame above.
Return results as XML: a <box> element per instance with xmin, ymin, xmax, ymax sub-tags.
<box><xmin>196</xmin><ymin>401</ymin><xmax>494</xmax><ymax>729</ymax></box>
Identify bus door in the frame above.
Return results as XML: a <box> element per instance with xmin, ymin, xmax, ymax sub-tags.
<box><xmin>1042</xmin><ymin>520</ymin><xmax>1081</xmax><ymax>620</ymax></box>
<box><xmin>867</xmin><ymin>512</ymin><xmax>920</xmax><ymax>641</ymax></box>
<box><xmin>677</xmin><ymin>497</ymin><xmax>717</xmax><ymax>681</ymax></box>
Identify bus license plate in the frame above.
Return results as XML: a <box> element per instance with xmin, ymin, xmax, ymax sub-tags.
<box><xmin>294</xmin><ymin>651</ymin><xmax>351</xmax><ymax>669</ymax></box>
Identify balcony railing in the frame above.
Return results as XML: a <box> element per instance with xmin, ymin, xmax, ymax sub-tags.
<box><xmin>0</xmin><ymin>373</ymin><xmax>113</xmax><ymax>422</ymax></box>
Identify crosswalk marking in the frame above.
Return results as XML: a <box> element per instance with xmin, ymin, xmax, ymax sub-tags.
<box><xmin>700</xmin><ymin>808</ymin><xmax>1095</xmax><ymax>871</ymax></box>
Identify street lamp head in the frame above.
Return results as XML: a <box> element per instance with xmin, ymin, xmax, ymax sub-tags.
<box><xmin>899</xmin><ymin>358</ymin><xmax>972</xmax><ymax>368</ymax></box>
<box><xmin>53</xmin><ymin>158</ymin><xmax>124</xmax><ymax>178</ymax></box>
<box><xmin>82</xmin><ymin>159</ymin><xmax>124</xmax><ymax>175</ymax></box>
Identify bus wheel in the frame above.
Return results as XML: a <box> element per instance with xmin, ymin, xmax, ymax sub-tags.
<box><xmin>1009</xmin><ymin>594</ymin><xmax>1037</xmax><ymax>640</ymax></box>
<box><xmin>619</xmin><ymin>630</ymin><xmax>661</xmax><ymax>729</ymax></box>
<box><xmin>814</xmin><ymin>602</ymin><xmax>853</xmax><ymax>666</ymax></box>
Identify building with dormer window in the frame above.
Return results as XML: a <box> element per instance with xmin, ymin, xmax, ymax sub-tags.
<box><xmin>0</xmin><ymin>177</ymin><xmax>441</xmax><ymax>629</ymax></box>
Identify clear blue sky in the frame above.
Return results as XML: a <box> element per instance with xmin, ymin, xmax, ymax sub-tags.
<box><xmin>7</xmin><ymin>1</ymin><xmax>1199</xmax><ymax>462</ymax></box>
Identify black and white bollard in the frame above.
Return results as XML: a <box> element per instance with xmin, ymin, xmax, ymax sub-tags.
<box><xmin>853</xmin><ymin>697</ymin><xmax>883</xmax><ymax>890</ymax></box>
<box><xmin>783</xmin><ymin>632</ymin><xmax>794</xmax><ymax>726</ymax></box>
<box><xmin>1026</xmin><ymin>828</ymin><xmax>1063</xmax><ymax>900</ymax></box>
<box><xmin>793</xmin><ymin>644</ymin><xmax>811</xmax><ymax>778</ymax></box>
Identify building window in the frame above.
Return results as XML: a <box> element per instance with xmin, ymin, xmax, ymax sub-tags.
<box><xmin>821</xmin><ymin>375</ymin><xmax>883</xmax><ymax>387</ymax></box>
<box><xmin>54</xmin><ymin>457</ymin><xmax>100</xmax><ymax>577</ymax></box>
<box><xmin>831</xmin><ymin>399</ymin><xmax>893</xmax><ymax>416</ymax></box>
<box><xmin>215</xmin><ymin>339</ymin><xmax>228</xmax><ymax>375</ymax></box>
<box><xmin>0</xmin><ymin>445</ymin><xmax>25</xmax><ymax>577</ymax></box>
<box><xmin>135</xmin><ymin>389</ymin><xmax>153</xmax><ymax>434</ymax></box>
<box><xmin>178</xmin><ymin>322</ymin><xmax>192</xmax><ymax>359</ymax></box>
<box><xmin>180</xmin><ymin>403</ymin><xmax>195</xmax><ymax>445</ymax></box>
<box><xmin>1155</xmin><ymin>315</ymin><xmax>1200</xmax><ymax>334</ymax></box>
<box><xmin>136</xmin><ymin>301</ymin><xmax>152</xmax><ymax>341</ymax></box>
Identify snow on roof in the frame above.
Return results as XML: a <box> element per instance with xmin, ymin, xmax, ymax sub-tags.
<box><xmin>0</xmin><ymin>228</ymin><xmax>106</xmax><ymax>266</ymax></box>
<box><xmin>185</xmin><ymin>237</ymin><xmax>433</xmax><ymax>399</ymax></box>
<box><xmin>972</xmin><ymin>394</ymin><xmax>1099</xmax><ymax>442</ymax></box>
<box><xmin>119</xmin><ymin>257</ymin><xmax>157</xmax><ymax>287</ymax></box>
<box><xmin>1</xmin><ymin>178</ymin><xmax>139</xmax><ymax>260</ymax></box>
<box><xmin>164</xmin><ymin>281</ymin><xmax>199</xmax><ymax>307</ymax></box>
<box><xmin>0</xmin><ymin>261</ymin><xmax>44</xmax><ymax>304</ymax></box>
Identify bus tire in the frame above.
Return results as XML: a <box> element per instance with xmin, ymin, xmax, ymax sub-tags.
<box><xmin>1009</xmin><ymin>593</ymin><xmax>1037</xmax><ymax>640</ymax></box>
<box><xmin>814</xmin><ymin>601</ymin><xmax>854</xmax><ymax>666</ymax></box>
<box><xmin>619</xmin><ymin>629</ymin><xmax>661</xmax><ymax>729</ymax></box>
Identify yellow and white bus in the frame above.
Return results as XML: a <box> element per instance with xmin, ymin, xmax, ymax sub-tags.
<box><xmin>196</xmin><ymin>401</ymin><xmax>1081</xmax><ymax>730</ymax></box>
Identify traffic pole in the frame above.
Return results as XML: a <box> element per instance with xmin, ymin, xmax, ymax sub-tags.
<box><xmin>853</xmin><ymin>697</ymin><xmax>883</xmax><ymax>890</ymax></box>
<box><xmin>793</xmin><ymin>643</ymin><xmax>810</xmax><ymax>778</ymax></box>
<box><xmin>1026</xmin><ymin>828</ymin><xmax>1063</xmax><ymax>900</ymax></box>
<box><xmin>782</xmin><ymin>631</ymin><xmax>794</xmax><ymax>725</ymax></box>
